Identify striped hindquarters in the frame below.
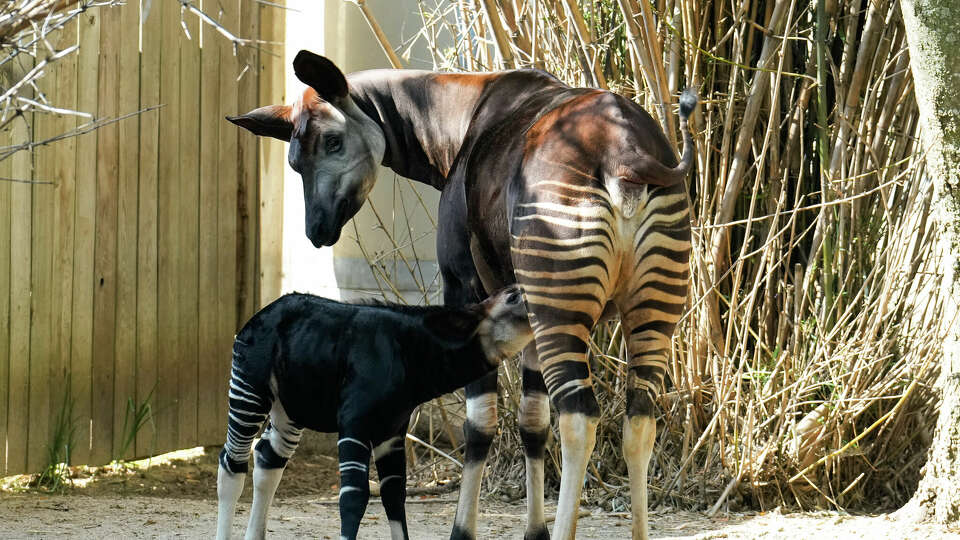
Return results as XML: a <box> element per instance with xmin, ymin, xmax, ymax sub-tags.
<box><xmin>510</xmin><ymin>179</ymin><xmax>691</xmax><ymax>416</ymax></box>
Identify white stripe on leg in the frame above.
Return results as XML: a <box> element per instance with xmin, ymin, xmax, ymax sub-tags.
<box><xmin>519</xmin><ymin>392</ymin><xmax>550</xmax><ymax>536</ymax></box>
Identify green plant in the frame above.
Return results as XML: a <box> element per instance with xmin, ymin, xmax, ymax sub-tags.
<box><xmin>116</xmin><ymin>385</ymin><xmax>157</xmax><ymax>461</ymax></box>
<box><xmin>36</xmin><ymin>385</ymin><xmax>76</xmax><ymax>492</ymax></box>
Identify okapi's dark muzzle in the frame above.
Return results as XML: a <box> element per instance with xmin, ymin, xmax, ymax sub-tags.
<box><xmin>305</xmin><ymin>196</ymin><xmax>358</xmax><ymax>247</ymax></box>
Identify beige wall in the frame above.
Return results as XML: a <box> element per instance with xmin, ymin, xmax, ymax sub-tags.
<box><xmin>280</xmin><ymin>0</ymin><xmax>441</xmax><ymax>303</ymax></box>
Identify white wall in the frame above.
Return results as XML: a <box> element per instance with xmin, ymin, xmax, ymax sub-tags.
<box><xmin>280</xmin><ymin>0</ymin><xmax>339</xmax><ymax>299</ymax></box>
<box><xmin>279</xmin><ymin>0</ymin><xmax>442</xmax><ymax>304</ymax></box>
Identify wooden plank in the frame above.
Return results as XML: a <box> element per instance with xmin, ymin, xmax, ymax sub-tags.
<box><xmin>156</xmin><ymin>0</ymin><xmax>183</xmax><ymax>455</ymax></box>
<box><xmin>257</xmin><ymin>1</ymin><xmax>286</xmax><ymax>307</ymax></box>
<box><xmin>29</xmin><ymin>145</ymin><xmax>54</xmax><ymax>475</ymax></box>
<box><xmin>8</xmin><ymin>58</ymin><xmax>34</xmax><ymax>474</ymax></box>
<box><xmin>28</xmin><ymin>41</ymin><xmax>59</xmax><ymax>474</ymax></box>
<box><xmin>0</xmin><ymin>93</ymin><xmax>12</xmax><ymax>476</ymax></box>
<box><xmin>71</xmin><ymin>6</ymin><xmax>101</xmax><ymax>467</ymax></box>
<box><xmin>52</xmin><ymin>12</ymin><xmax>79</xmax><ymax>470</ymax></box>
<box><xmin>136</xmin><ymin>0</ymin><xmax>163</xmax><ymax>459</ymax></box>
<box><xmin>238</xmin><ymin>0</ymin><xmax>261</xmax><ymax>321</ymax></box>
<box><xmin>114</xmin><ymin>0</ymin><xmax>141</xmax><ymax>460</ymax></box>
<box><xmin>217</xmin><ymin>0</ymin><xmax>240</xmax><ymax>435</ymax></box>
<box><xmin>177</xmin><ymin>8</ymin><xmax>201</xmax><ymax>450</ymax></box>
<box><xmin>91</xmin><ymin>1</ymin><xmax>121</xmax><ymax>465</ymax></box>
<box><xmin>197</xmin><ymin>8</ymin><xmax>222</xmax><ymax>445</ymax></box>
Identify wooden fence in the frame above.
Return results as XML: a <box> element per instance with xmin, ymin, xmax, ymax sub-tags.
<box><xmin>0</xmin><ymin>0</ymin><xmax>285</xmax><ymax>476</ymax></box>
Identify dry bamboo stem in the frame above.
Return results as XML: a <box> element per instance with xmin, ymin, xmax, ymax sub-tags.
<box><xmin>559</xmin><ymin>0</ymin><xmax>608</xmax><ymax>88</ymax></box>
<box><xmin>346</xmin><ymin>0</ymin><xmax>405</xmax><ymax>69</ymax></box>
<box><xmin>478</xmin><ymin>0</ymin><xmax>516</xmax><ymax>68</ymax></box>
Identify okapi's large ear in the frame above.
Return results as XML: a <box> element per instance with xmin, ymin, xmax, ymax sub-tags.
<box><xmin>423</xmin><ymin>307</ymin><xmax>484</xmax><ymax>344</ymax></box>
<box><xmin>226</xmin><ymin>104</ymin><xmax>294</xmax><ymax>141</ymax></box>
<box><xmin>293</xmin><ymin>50</ymin><xmax>348</xmax><ymax>102</ymax></box>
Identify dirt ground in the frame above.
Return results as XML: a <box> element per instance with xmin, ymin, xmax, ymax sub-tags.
<box><xmin>2</xmin><ymin>447</ymin><xmax>958</xmax><ymax>539</ymax></box>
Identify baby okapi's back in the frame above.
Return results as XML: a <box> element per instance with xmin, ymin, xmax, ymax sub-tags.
<box><xmin>229</xmin><ymin>287</ymin><xmax>533</xmax><ymax>433</ymax></box>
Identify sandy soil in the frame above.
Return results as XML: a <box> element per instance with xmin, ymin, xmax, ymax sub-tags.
<box><xmin>1</xmin><ymin>447</ymin><xmax>958</xmax><ymax>539</ymax></box>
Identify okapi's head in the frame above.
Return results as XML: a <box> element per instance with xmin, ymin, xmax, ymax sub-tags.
<box><xmin>227</xmin><ymin>50</ymin><xmax>385</xmax><ymax>247</ymax></box>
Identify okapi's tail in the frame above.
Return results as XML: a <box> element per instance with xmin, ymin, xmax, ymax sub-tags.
<box><xmin>670</xmin><ymin>88</ymin><xmax>698</xmax><ymax>180</ymax></box>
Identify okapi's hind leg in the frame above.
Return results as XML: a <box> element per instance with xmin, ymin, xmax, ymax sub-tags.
<box><xmin>518</xmin><ymin>342</ymin><xmax>551</xmax><ymax>540</ymax></box>
<box><xmin>617</xmin><ymin>305</ymin><xmax>683</xmax><ymax>540</ymax></box>
<box><xmin>246</xmin><ymin>403</ymin><xmax>304</xmax><ymax>540</ymax></box>
<box><xmin>615</xmin><ymin>185</ymin><xmax>691</xmax><ymax>540</ymax></box>
<box><xmin>519</xmin><ymin>295</ymin><xmax>605</xmax><ymax>540</ymax></box>
<box><xmin>217</xmin><ymin>355</ymin><xmax>272</xmax><ymax>540</ymax></box>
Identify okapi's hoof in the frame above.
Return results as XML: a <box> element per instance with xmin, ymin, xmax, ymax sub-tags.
<box><xmin>524</xmin><ymin>524</ymin><xmax>550</xmax><ymax>540</ymax></box>
<box><xmin>449</xmin><ymin>525</ymin><xmax>474</xmax><ymax>540</ymax></box>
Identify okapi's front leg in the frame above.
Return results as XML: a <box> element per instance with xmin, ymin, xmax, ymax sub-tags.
<box><xmin>373</xmin><ymin>429</ymin><xmax>409</xmax><ymax>540</ymax></box>
<box><xmin>337</xmin><ymin>435</ymin><xmax>373</xmax><ymax>540</ymax></box>
<box><xmin>518</xmin><ymin>342</ymin><xmax>551</xmax><ymax>540</ymax></box>
<box><xmin>451</xmin><ymin>372</ymin><xmax>498</xmax><ymax>539</ymax></box>
<box><xmin>439</xmin><ymin>223</ymin><xmax>494</xmax><ymax>540</ymax></box>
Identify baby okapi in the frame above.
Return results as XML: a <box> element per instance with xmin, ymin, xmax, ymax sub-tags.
<box><xmin>215</xmin><ymin>286</ymin><xmax>532</xmax><ymax>540</ymax></box>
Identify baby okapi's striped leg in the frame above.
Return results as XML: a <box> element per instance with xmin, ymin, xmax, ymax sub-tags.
<box><xmin>450</xmin><ymin>371</ymin><xmax>498</xmax><ymax>539</ymax></box>
<box><xmin>617</xmin><ymin>186</ymin><xmax>691</xmax><ymax>540</ymax></box>
<box><xmin>217</xmin><ymin>354</ymin><xmax>271</xmax><ymax>540</ymax></box>
<box><xmin>373</xmin><ymin>429</ymin><xmax>409</xmax><ymax>540</ymax></box>
<box><xmin>337</xmin><ymin>436</ymin><xmax>373</xmax><ymax>540</ymax></box>
<box><xmin>518</xmin><ymin>342</ymin><xmax>550</xmax><ymax>540</ymax></box>
<box><xmin>247</xmin><ymin>400</ymin><xmax>304</xmax><ymax>540</ymax></box>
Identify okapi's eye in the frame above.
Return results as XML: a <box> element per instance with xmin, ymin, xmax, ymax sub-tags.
<box><xmin>324</xmin><ymin>134</ymin><xmax>343</xmax><ymax>154</ymax></box>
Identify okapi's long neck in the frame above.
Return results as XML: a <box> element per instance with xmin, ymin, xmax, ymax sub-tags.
<box><xmin>408</xmin><ymin>333</ymin><xmax>493</xmax><ymax>405</ymax></box>
<box><xmin>348</xmin><ymin>69</ymin><xmax>497</xmax><ymax>190</ymax></box>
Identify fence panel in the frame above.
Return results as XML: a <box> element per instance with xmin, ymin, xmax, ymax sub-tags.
<box><xmin>0</xmin><ymin>0</ymin><xmax>285</xmax><ymax>477</ymax></box>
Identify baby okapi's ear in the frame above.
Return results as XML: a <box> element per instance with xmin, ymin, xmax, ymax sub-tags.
<box><xmin>423</xmin><ymin>307</ymin><xmax>485</xmax><ymax>344</ymax></box>
<box><xmin>226</xmin><ymin>104</ymin><xmax>294</xmax><ymax>141</ymax></box>
<box><xmin>293</xmin><ymin>50</ymin><xmax>349</xmax><ymax>103</ymax></box>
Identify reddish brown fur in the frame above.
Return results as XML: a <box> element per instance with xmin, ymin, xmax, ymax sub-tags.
<box><xmin>525</xmin><ymin>91</ymin><xmax>682</xmax><ymax>187</ymax></box>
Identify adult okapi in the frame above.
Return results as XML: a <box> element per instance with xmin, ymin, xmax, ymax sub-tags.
<box><xmin>228</xmin><ymin>50</ymin><xmax>696</xmax><ymax>540</ymax></box>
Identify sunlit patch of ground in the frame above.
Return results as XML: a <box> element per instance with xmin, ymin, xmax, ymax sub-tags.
<box><xmin>2</xmin><ymin>447</ymin><xmax>958</xmax><ymax>538</ymax></box>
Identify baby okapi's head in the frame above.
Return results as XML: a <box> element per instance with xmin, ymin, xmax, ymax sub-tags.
<box><xmin>423</xmin><ymin>285</ymin><xmax>532</xmax><ymax>364</ymax></box>
<box><xmin>475</xmin><ymin>285</ymin><xmax>534</xmax><ymax>363</ymax></box>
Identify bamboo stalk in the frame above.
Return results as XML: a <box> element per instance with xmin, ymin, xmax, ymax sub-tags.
<box><xmin>478</xmin><ymin>0</ymin><xmax>516</xmax><ymax>69</ymax></box>
<box><xmin>346</xmin><ymin>0</ymin><xmax>405</xmax><ymax>69</ymax></box>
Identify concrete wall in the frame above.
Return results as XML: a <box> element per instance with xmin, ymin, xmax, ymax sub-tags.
<box><xmin>280</xmin><ymin>0</ymin><xmax>441</xmax><ymax>304</ymax></box>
